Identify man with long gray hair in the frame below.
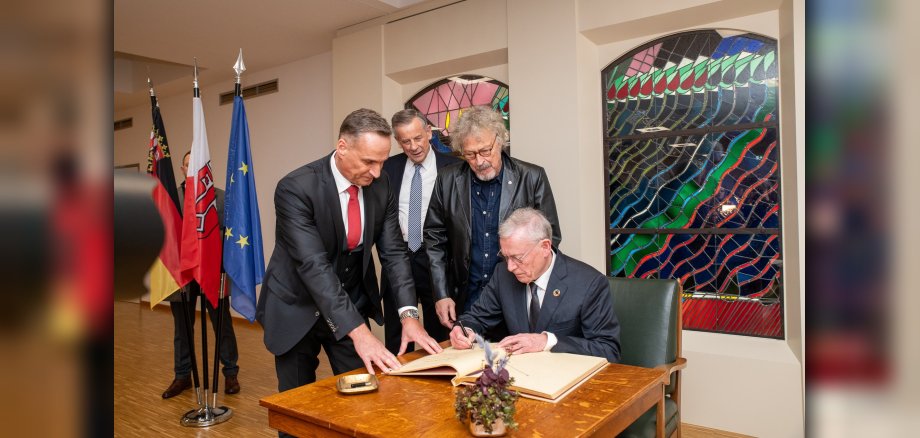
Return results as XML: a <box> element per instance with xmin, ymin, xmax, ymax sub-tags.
<box><xmin>425</xmin><ymin>106</ymin><xmax>561</xmax><ymax>337</ymax></box>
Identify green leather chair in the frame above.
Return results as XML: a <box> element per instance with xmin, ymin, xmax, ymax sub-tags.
<box><xmin>608</xmin><ymin>277</ymin><xmax>686</xmax><ymax>438</ymax></box>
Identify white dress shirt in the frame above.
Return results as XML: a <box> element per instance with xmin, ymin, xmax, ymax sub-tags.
<box><xmin>397</xmin><ymin>149</ymin><xmax>438</xmax><ymax>242</ymax></box>
<box><xmin>331</xmin><ymin>152</ymin><xmax>417</xmax><ymax>315</ymax></box>
<box><xmin>330</xmin><ymin>152</ymin><xmax>364</xmax><ymax>247</ymax></box>
<box><xmin>528</xmin><ymin>251</ymin><xmax>558</xmax><ymax>351</ymax></box>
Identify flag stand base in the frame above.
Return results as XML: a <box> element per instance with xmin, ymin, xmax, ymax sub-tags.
<box><xmin>180</xmin><ymin>406</ymin><xmax>233</xmax><ymax>427</ymax></box>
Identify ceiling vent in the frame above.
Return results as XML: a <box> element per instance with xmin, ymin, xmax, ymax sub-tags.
<box><xmin>114</xmin><ymin>118</ymin><xmax>133</xmax><ymax>131</ymax></box>
<box><xmin>219</xmin><ymin>79</ymin><xmax>279</xmax><ymax>105</ymax></box>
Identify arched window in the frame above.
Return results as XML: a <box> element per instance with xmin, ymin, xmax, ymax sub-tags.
<box><xmin>602</xmin><ymin>30</ymin><xmax>782</xmax><ymax>338</ymax></box>
<box><xmin>406</xmin><ymin>75</ymin><xmax>510</xmax><ymax>154</ymax></box>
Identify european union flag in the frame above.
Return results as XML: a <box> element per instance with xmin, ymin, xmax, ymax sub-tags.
<box><xmin>223</xmin><ymin>95</ymin><xmax>264</xmax><ymax>322</ymax></box>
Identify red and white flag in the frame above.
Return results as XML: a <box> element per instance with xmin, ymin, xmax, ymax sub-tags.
<box><xmin>180</xmin><ymin>94</ymin><xmax>222</xmax><ymax>306</ymax></box>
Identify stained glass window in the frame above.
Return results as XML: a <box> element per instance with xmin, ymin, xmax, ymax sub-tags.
<box><xmin>406</xmin><ymin>75</ymin><xmax>510</xmax><ymax>154</ymax></box>
<box><xmin>602</xmin><ymin>30</ymin><xmax>783</xmax><ymax>338</ymax></box>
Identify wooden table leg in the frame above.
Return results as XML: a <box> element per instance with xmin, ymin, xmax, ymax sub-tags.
<box><xmin>656</xmin><ymin>384</ymin><xmax>665</xmax><ymax>437</ymax></box>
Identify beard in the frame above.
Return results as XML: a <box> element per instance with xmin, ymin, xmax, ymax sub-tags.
<box><xmin>472</xmin><ymin>162</ymin><xmax>498</xmax><ymax>181</ymax></box>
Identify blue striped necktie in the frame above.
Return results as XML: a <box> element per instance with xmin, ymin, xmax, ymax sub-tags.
<box><xmin>407</xmin><ymin>163</ymin><xmax>423</xmax><ymax>252</ymax></box>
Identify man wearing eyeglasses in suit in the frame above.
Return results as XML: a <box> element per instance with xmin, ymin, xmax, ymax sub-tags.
<box><xmin>424</xmin><ymin>105</ymin><xmax>561</xmax><ymax>338</ymax></box>
<box><xmin>449</xmin><ymin>208</ymin><xmax>620</xmax><ymax>363</ymax></box>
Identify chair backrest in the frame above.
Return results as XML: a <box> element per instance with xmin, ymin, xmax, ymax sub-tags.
<box><xmin>607</xmin><ymin>277</ymin><xmax>681</xmax><ymax>394</ymax></box>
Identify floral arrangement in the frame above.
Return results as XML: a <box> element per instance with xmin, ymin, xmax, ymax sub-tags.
<box><xmin>454</xmin><ymin>334</ymin><xmax>519</xmax><ymax>434</ymax></box>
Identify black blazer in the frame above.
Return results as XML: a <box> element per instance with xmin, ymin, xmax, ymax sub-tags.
<box><xmin>459</xmin><ymin>252</ymin><xmax>621</xmax><ymax>362</ymax></box>
<box><xmin>256</xmin><ymin>152</ymin><xmax>415</xmax><ymax>356</ymax></box>
<box><xmin>424</xmin><ymin>153</ymin><xmax>562</xmax><ymax>311</ymax></box>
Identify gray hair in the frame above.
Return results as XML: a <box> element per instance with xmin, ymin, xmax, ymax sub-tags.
<box><xmin>338</xmin><ymin>108</ymin><xmax>391</xmax><ymax>140</ymax></box>
<box><xmin>498</xmin><ymin>207</ymin><xmax>551</xmax><ymax>243</ymax></box>
<box><xmin>450</xmin><ymin>105</ymin><xmax>508</xmax><ymax>154</ymax></box>
<box><xmin>391</xmin><ymin>108</ymin><xmax>429</xmax><ymax>130</ymax></box>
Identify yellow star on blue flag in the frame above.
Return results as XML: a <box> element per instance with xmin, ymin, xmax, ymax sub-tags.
<box><xmin>236</xmin><ymin>235</ymin><xmax>249</xmax><ymax>248</ymax></box>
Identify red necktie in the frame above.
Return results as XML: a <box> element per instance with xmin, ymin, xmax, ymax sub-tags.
<box><xmin>346</xmin><ymin>185</ymin><xmax>361</xmax><ymax>250</ymax></box>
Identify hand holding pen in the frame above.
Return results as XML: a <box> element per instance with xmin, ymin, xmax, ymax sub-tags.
<box><xmin>449</xmin><ymin>319</ymin><xmax>477</xmax><ymax>350</ymax></box>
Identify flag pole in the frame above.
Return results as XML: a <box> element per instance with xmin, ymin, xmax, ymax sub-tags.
<box><xmin>179</xmin><ymin>287</ymin><xmax>202</xmax><ymax>405</ymax></box>
<box><xmin>211</xmin><ymin>273</ymin><xmax>227</xmax><ymax>408</ymax></box>
<box><xmin>180</xmin><ymin>59</ymin><xmax>232</xmax><ymax>427</ymax></box>
<box><xmin>192</xmin><ymin>58</ymin><xmax>211</xmax><ymax>413</ymax></box>
<box><xmin>223</xmin><ymin>47</ymin><xmax>264</xmax><ymax>325</ymax></box>
<box><xmin>199</xmin><ymin>290</ymin><xmax>209</xmax><ymax>411</ymax></box>
<box><xmin>150</xmin><ymin>76</ymin><xmax>203</xmax><ymax>406</ymax></box>
<box><xmin>209</xmin><ymin>49</ymin><xmax>244</xmax><ymax>407</ymax></box>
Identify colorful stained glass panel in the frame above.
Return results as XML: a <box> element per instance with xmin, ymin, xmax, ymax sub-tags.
<box><xmin>406</xmin><ymin>75</ymin><xmax>510</xmax><ymax>153</ymax></box>
<box><xmin>603</xmin><ymin>30</ymin><xmax>782</xmax><ymax>338</ymax></box>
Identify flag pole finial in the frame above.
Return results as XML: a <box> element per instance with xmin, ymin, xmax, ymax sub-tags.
<box><xmin>193</xmin><ymin>57</ymin><xmax>200</xmax><ymax>89</ymax></box>
<box><xmin>147</xmin><ymin>77</ymin><xmax>155</xmax><ymax>97</ymax></box>
<box><xmin>233</xmin><ymin>49</ymin><xmax>246</xmax><ymax>84</ymax></box>
<box><xmin>233</xmin><ymin>49</ymin><xmax>246</xmax><ymax>97</ymax></box>
<box><xmin>192</xmin><ymin>57</ymin><xmax>201</xmax><ymax>97</ymax></box>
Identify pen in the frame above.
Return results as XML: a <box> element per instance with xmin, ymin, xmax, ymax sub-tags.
<box><xmin>455</xmin><ymin>319</ymin><xmax>471</xmax><ymax>337</ymax></box>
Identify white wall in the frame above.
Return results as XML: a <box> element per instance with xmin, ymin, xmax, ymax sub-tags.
<box><xmin>333</xmin><ymin>0</ymin><xmax>805</xmax><ymax>436</ymax></box>
<box><xmin>114</xmin><ymin>51</ymin><xmax>334</xmax><ymax>314</ymax></box>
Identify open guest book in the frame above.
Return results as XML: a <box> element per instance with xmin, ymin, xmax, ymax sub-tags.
<box><xmin>389</xmin><ymin>346</ymin><xmax>608</xmax><ymax>403</ymax></box>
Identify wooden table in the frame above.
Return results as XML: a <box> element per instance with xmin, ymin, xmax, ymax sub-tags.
<box><xmin>261</xmin><ymin>348</ymin><xmax>667</xmax><ymax>437</ymax></box>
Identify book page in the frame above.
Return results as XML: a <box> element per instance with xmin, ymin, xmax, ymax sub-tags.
<box><xmin>516</xmin><ymin>362</ymin><xmax>607</xmax><ymax>404</ymax></box>
<box><xmin>389</xmin><ymin>346</ymin><xmax>491</xmax><ymax>378</ymax></box>
<box><xmin>455</xmin><ymin>351</ymin><xmax>608</xmax><ymax>402</ymax></box>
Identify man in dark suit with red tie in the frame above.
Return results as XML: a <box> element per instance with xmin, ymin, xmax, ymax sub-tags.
<box><xmin>380</xmin><ymin>109</ymin><xmax>460</xmax><ymax>354</ymax></box>
<box><xmin>256</xmin><ymin>109</ymin><xmax>442</xmax><ymax>397</ymax></box>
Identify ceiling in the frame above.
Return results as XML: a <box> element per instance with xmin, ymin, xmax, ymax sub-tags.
<box><xmin>114</xmin><ymin>0</ymin><xmax>426</xmax><ymax>112</ymax></box>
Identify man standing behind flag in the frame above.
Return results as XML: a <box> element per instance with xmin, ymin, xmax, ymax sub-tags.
<box><xmin>180</xmin><ymin>86</ymin><xmax>222</xmax><ymax>307</ymax></box>
<box><xmin>257</xmin><ymin>108</ymin><xmax>442</xmax><ymax>396</ymax></box>
<box><xmin>163</xmin><ymin>153</ymin><xmax>240</xmax><ymax>399</ymax></box>
<box><xmin>223</xmin><ymin>72</ymin><xmax>264</xmax><ymax>323</ymax></box>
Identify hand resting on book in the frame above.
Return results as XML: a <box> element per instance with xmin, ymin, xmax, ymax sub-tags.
<box><xmin>498</xmin><ymin>333</ymin><xmax>547</xmax><ymax>354</ymax></box>
<box><xmin>450</xmin><ymin>325</ymin><xmax>547</xmax><ymax>354</ymax></box>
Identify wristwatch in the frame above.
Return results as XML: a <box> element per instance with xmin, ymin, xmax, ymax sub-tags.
<box><xmin>399</xmin><ymin>308</ymin><xmax>420</xmax><ymax>321</ymax></box>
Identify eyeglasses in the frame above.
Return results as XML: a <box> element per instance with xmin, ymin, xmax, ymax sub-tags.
<box><xmin>499</xmin><ymin>240</ymin><xmax>543</xmax><ymax>265</ymax></box>
<box><xmin>460</xmin><ymin>133</ymin><xmax>499</xmax><ymax>161</ymax></box>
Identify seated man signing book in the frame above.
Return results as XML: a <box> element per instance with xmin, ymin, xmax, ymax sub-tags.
<box><xmin>449</xmin><ymin>208</ymin><xmax>621</xmax><ymax>363</ymax></box>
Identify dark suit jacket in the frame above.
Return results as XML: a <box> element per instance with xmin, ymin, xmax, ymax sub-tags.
<box><xmin>459</xmin><ymin>252</ymin><xmax>621</xmax><ymax>362</ymax></box>
<box><xmin>424</xmin><ymin>152</ymin><xmax>562</xmax><ymax>310</ymax></box>
<box><xmin>379</xmin><ymin>150</ymin><xmax>459</xmax><ymax>295</ymax></box>
<box><xmin>256</xmin><ymin>152</ymin><xmax>416</xmax><ymax>356</ymax></box>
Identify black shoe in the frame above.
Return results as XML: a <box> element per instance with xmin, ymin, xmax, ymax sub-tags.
<box><xmin>224</xmin><ymin>375</ymin><xmax>240</xmax><ymax>394</ymax></box>
<box><xmin>162</xmin><ymin>377</ymin><xmax>191</xmax><ymax>399</ymax></box>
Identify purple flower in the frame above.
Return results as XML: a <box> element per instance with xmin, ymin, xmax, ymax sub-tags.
<box><xmin>496</xmin><ymin>368</ymin><xmax>510</xmax><ymax>385</ymax></box>
<box><xmin>479</xmin><ymin>367</ymin><xmax>497</xmax><ymax>386</ymax></box>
